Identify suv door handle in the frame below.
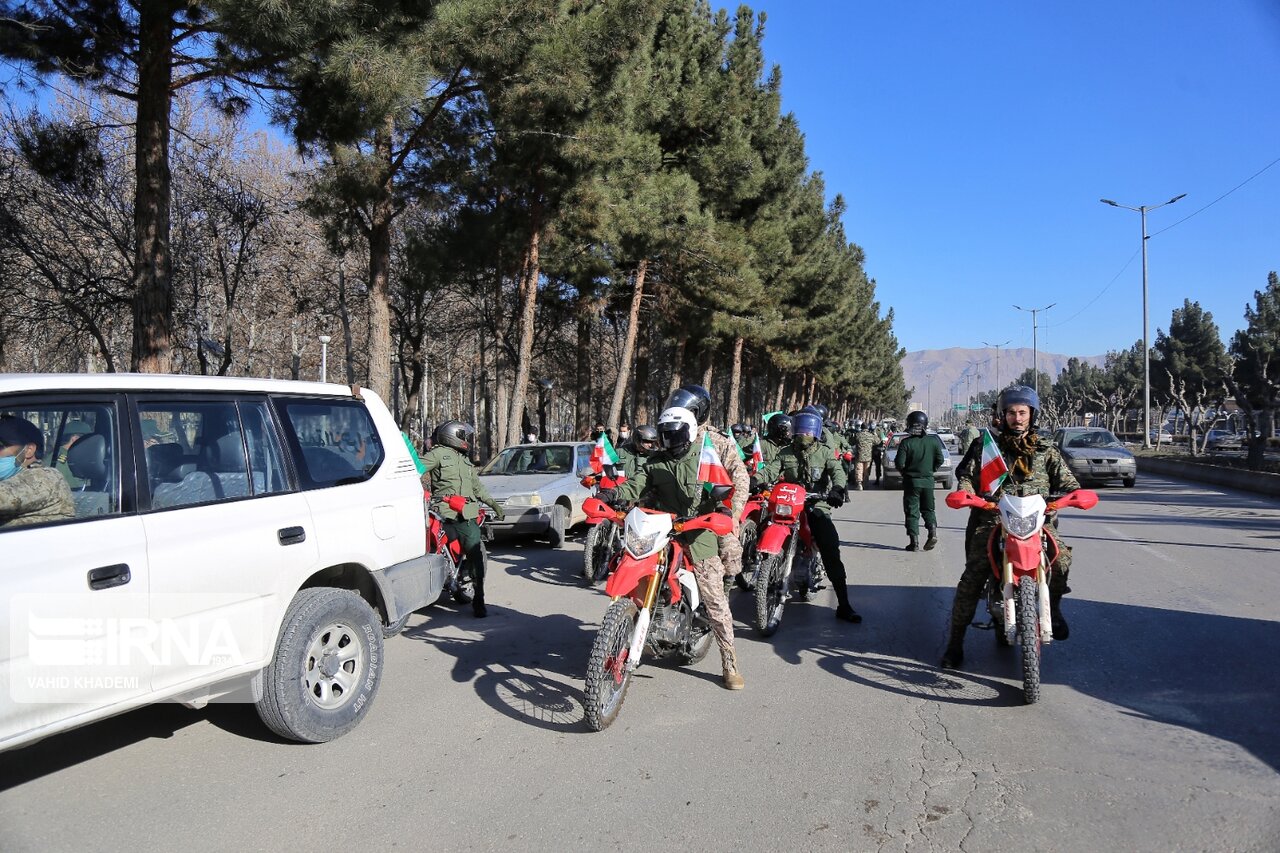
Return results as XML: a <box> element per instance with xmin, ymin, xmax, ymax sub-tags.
<box><xmin>88</xmin><ymin>564</ymin><xmax>131</xmax><ymax>590</ymax></box>
<box><xmin>278</xmin><ymin>526</ymin><xmax>306</xmax><ymax>546</ymax></box>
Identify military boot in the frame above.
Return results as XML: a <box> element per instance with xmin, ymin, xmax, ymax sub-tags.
<box><xmin>923</xmin><ymin>527</ymin><xmax>938</xmax><ymax>551</ymax></box>
<box><xmin>721</xmin><ymin>647</ymin><xmax>745</xmax><ymax>690</ymax></box>
<box><xmin>904</xmin><ymin>535</ymin><xmax>919</xmax><ymax>552</ymax></box>
<box><xmin>1050</xmin><ymin>593</ymin><xmax>1069</xmax><ymax>640</ymax></box>
<box><xmin>939</xmin><ymin>627</ymin><xmax>965</xmax><ymax>669</ymax></box>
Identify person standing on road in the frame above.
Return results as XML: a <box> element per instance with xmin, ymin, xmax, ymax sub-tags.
<box><xmin>420</xmin><ymin>421</ymin><xmax>506</xmax><ymax>618</ymax></box>
<box><xmin>664</xmin><ymin>384</ymin><xmax>750</xmax><ymax>591</ymax></box>
<box><xmin>894</xmin><ymin>411</ymin><xmax>943</xmax><ymax>552</ymax></box>
<box><xmin>957</xmin><ymin>420</ymin><xmax>981</xmax><ymax>458</ymax></box>
<box><xmin>853</xmin><ymin>425</ymin><xmax>877</xmax><ymax>490</ymax></box>
<box><xmin>760</xmin><ymin>411</ymin><xmax>861</xmax><ymax>623</ymax></box>
<box><xmin>940</xmin><ymin>386</ymin><xmax>1079</xmax><ymax>669</ymax></box>
<box><xmin>0</xmin><ymin>416</ymin><xmax>74</xmax><ymax>529</ymax></box>
<box><xmin>870</xmin><ymin>422</ymin><xmax>888</xmax><ymax>486</ymax></box>
<box><xmin>597</xmin><ymin>406</ymin><xmax>746</xmax><ymax>690</ymax></box>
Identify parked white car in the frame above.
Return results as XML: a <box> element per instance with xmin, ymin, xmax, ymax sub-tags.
<box><xmin>477</xmin><ymin>442</ymin><xmax>595</xmax><ymax>547</ymax></box>
<box><xmin>882</xmin><ymin>431</ymin><xmax>957</xmax><ymax>490</ymax></box>
<box><xmin>1</xmin><ymin>374</ymin><xmax>447</xmax><ymax>751</ymax></box>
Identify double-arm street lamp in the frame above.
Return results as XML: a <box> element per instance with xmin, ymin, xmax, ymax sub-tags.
<box><xmin>1100</xmin><ymin>193</ymin><xmax>1186</xmax><ymax>449</ymax></box>
<box><xmin>1012</xmin><ymin>304</ymin><xmax>1054</xmax><ymax>402</ymax></box>
<box><xmin>982</xmin><ymin>339</ymin><xmax>1011</xmax><ymax>392</ymax></box>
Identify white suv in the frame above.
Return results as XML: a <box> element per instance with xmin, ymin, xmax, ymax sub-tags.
<box><xmin>0</xmin><ymin>375</ymin><xmax>446</xmax><ymax>750</ymax></box>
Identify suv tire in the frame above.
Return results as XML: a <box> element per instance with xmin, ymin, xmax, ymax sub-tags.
<box><xmin>256</xmin><ymin>588</ymin><xmax>384</xmax><ymax>743</ymax></box>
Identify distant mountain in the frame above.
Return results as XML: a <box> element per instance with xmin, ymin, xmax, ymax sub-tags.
<box><xmin>900</xmin><ymin>347</ymin><xmax>1106</xmax><ymax>416</ymax></box>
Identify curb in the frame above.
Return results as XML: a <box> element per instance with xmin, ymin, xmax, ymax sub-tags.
<box><xmin>1136</xmin><ymin>455</ymin><xmax>1280</xmax><ymax>499</ymax></box>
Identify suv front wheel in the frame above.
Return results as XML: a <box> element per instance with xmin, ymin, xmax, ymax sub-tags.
<box><xmin>256</xmin><ymin>588</ymin><xmax>384</xmax><ymax>743</ymax></box>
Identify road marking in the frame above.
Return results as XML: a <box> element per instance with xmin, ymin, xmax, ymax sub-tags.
<box><xmin>1103</xmin><ymin>525</ymin><xmax>1176</xmax><ymax>563</ymax></box>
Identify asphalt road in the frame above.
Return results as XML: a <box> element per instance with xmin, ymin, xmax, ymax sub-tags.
<box><xmin>2</xmin><ymin>475</ymin><xmax>1278</xmax><ymax>852</ymax></box>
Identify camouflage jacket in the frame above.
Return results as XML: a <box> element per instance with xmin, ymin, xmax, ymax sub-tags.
<box><xmin>699</xmin><ymin>425</ymin><xmax>750</xmax><ymax>520</ymax></box>
<box><xmin>420</xmin><ymin>445</ymin><xmax>500</xmax><ymax>522</ymax></box>
<box><xmin>854</xmin><ymin>430</ymin><xmax>878</xmax><ymax>462</ymax></box>
<box><xmin>957</xmin><ymin>426</ymin><xmax>981</xmax><ymax>457</ymax></box>
<box><xmin>0</xmin><ymin>464</ymin><xmax>75</xmax><ymax>529</ymax></box>
<box><xmin>956</xmin><ymin>436</ymin><xmax>1080</xmax><ymax>503</ymax></box>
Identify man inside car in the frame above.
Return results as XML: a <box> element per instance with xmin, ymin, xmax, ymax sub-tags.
<box><xmin>0</xmin><ymin>415</ymin><xmax>75</xmax><ymax>528</ymax></box>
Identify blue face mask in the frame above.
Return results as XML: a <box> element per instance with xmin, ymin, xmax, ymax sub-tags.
<box><xmin>0</xmin><ymin>454</ymin><xmax>18</xmax><ymax>481</ymax></box>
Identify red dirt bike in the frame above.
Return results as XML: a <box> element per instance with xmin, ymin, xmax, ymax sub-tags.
<box><xmin>424</xmin><ymin>491</ymin><xmax>487</xmax><ymax>604</ymax></box>
<box><xmin>945</xmin><ymin>488</ymin><xmax>1098</xmax><ymax>704</ymax></box>
<box><xmin>751</xmin><ymin>483</ymin><xmax>826</xmax><ymax>637</ymax></box>
<box><xmin>732</xmin><ymin>487</ymin><xmax>770</xmax><ymax>591</ymax></box>
<box><xmin>580</xmin><ymin>470</ymin><xmax>625</xmax><ymax>584</ymax></box>
<box><xmin>582</xmin><ymin>493</ymin><xmax>735</xmax><ymax>731</ymax></box>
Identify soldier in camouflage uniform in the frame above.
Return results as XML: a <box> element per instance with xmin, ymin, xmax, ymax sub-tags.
<box><xmin>956</xmin><ymin>420</ymin><xmax>981</xmax><ymax>459</ymax></box>
<box><xmin>421</xmin><ymin>421</ymin><xmax>506</xmax><ymax>617</ymax></box>
<box><xmin>0</xmin><ymin>416</ymin><xmax>75</xmax><ymax>529</ymax></box>
<box><xmin>853</xmin><ymin>426</ymin><xmax>877</xmax><ymax>490</ymax></box>
<box><xmin>761</xmin><ymin>411</ymin><xmax>861</xmax><ymax>623</ymax></box>
<box><xmin>665</xmin><ymin>385</ymin><xmax>750</xmax><ymax>588</ymax></box>
<box><xmin>940</xmin><ymin>387</ymin><xmax>1078</xmax><ymax>669</ymax></box>
<box><xmin>598</xmin><ymin>406</ymin><xmax>745</xmax><ymax>690</ymax></box>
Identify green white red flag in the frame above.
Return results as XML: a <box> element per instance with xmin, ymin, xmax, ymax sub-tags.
<box><xmin>698</xmin><ymin>432</ymin><xmax>733</xmax><ymax>491</ymax></box>
<box><xmin>978</xmin><ymin>428</ymin><xmax>1009</xmax><ymax>496</ymax></box>
<box><xmin>590</xmin><ymin>430</ymin><xmax>621</xmax><ymax>475</ymax></box>
<box><xmin>749</xmin><ymin>436</ymin><xmax>764</xmax><ymax>473</ymax></box>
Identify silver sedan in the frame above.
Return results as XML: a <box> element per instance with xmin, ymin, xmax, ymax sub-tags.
<box><xmin>1055</xmin><ymin>427</ymin><xmax>1136</xmax><ymax>487</ymax></box>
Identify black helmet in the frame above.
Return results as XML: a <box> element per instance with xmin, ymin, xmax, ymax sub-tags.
<box><xmin>633</xmin><ymin>424</ymin><xmax>658</xmax><ymax>456</ymax></box>
<box><xmin>792</xmin><ymin>412</ymin><xmax>823</xmax><ymax>440</ymax></box>
<box><xmin>766</xmin><ymin>413</ymin><xmax>793</xmax><ymax>444</ymax></box>
<box><xmin>824</xmin><ymin>419</ymin><xmax>839</xmax><ymax>434</ymax></box>
<box><xmin>434</xmin><ymin>420</ymin><xmax>475</xmax><ymax>452</ymax></box>
<box><xmin>806</xmin><ymin>403</ymin><xmax>829</xmax><ymax>421</ymax></box>
<box><xmin>665</xmin><ymin>384</ymin><xmax>711</xmax><ymax>425</ymax></box>
<box><xmin>998</xmin><ymin>385</ymin><xmax>1040</xmax><ymax>433</ymax></box>
<box><xmin>905</xmin><ymin>410</ymin><xmax>928</xmax><ymax>436</ymax></box>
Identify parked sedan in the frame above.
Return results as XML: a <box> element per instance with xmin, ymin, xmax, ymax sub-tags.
<box><xmin>1205</xmin><ymin>429</ymin><xmax>1244</xmax><ymax>451</ymax></box>
<box><xmin>1055</xmin><ymin>427</ymin><xmax>1136</xmax><ymax>487</ymax></box>
<box><xmin>477</xmin><ymin>442</ymin><xmax>595</xmax><ymax>547</ymax></box>
<box><xmin>883</xmin><ymin>432</ymin><xmax>956</xmax><ymax>490</ymax></box>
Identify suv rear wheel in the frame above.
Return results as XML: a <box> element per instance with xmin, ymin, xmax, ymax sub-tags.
<box><xmin>256</xmin><ymin>588</ymin><xmax>384</xmax><ymax>743</ymax></box>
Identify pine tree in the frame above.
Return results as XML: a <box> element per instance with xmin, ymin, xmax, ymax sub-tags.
<box><xmin>1226</xmin><ymin>271</ymin><xmax>1280</xmax><ymax>469</ymax></box>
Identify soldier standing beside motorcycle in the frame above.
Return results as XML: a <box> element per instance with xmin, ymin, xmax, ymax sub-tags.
<box><xmin>940</xmin><ymin>386</ymin><xmax>1079</xmax><ymax>669</ymax></box>
<box><xmin>596</xmin><ymin>406</ymin><xmax>746</xmax><ymax>690</ymax></box>
<box><xmin>665</xmin><ymin>384</ymin><xmax>751</xmax><ymax>590</ymax></box>
<box><xmin>894</xmin><ymin>411</ymin><xmax>943</xmax><ymax>552</ymax></box>
<box><xmin>420</xmin><ymin>421</ymin><xmax>506</xmax><ymax>618</ymax></box>
<box><xmin>760</xmin><ymin>411</ymin><xmax>862</xmax><ymax>623</ymax></box>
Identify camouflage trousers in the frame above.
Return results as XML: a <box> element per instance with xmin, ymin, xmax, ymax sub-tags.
<box><xmin>691</xmin><ymin>555</ymin><xmax>735</xmax><ymax>654</ymax></box>
<box><xmin>854</xmin><ymin>461</ymin><xmax>873</xmax><ymax>488</ymax></box>
<box><xmin>948</xmin><ymin>518</ymin><xmax>1072</xmax><ymax>634</ymax></box>
<box><xmin>718</xmin><ymin>530</ymin><xmax>744</xmax><ymax>577</ymax></box>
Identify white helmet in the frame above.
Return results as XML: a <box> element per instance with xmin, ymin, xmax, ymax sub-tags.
<box><xmin>656</xmin><ymin>406</ymin><xmax>698</xmax><ymax>454</ymax></box>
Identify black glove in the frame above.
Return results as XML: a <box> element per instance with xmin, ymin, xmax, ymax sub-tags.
<box><xmin>826</xmin><ymin>488</ymin><xmax>846</xmax><ymax>508</ymax></box>
<box><xmin>595</xmin><ymin>488</ymin><xmax>618</xmax><ymax>506</ymax></box>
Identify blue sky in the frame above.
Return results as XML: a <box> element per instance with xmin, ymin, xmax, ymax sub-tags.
<box><xmin>758</xmin><ymin>0</ymin><xmax>1280</xmax><ymax>357</ymax></box>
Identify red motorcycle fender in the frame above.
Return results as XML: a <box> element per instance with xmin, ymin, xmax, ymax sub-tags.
<box><xmin>605</xmin><ymin>552</ymin><xmax>661</xmax><ymax>599</ymax></box>
<box><xmin>1003</xmin><ymin>534</ymin><xmax>1043</xmax><ymax>576</ymax></box>
<box><xmin>756</xmin><ymin>521</ymin><xmax>796</xmax><ymax>555</ymax></box>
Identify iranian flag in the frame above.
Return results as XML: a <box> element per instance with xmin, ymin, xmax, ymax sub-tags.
<box><xmin>978</xmin><ymin>428</ymin><xmax>1009</xmax><ymax>496</ymax></box>
<box><xmin>590</xmin><ymin>430</ymin><xmax>622</xmax><ymax>477</ymax></box>
<box><xmin>698</xmin><ymin>432</ymin><xmax>733</xmax><ymax>492</ymax></box>
<box><xmin>749</xmin><ymin>436</ymin><xmax>765</xmax><ymax>473</ymax></box>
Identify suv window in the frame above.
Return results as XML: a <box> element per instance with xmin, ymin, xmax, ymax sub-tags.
<box><xmin>0</xmin><ymin>403</ymin><xmax>121</xmax><ymax>522</ymax></box>
<box><xmin>142</xmin><ymin>400</ymin><xmax>290</xmax><ymax>509</ymax></box>
<box><xmin>276</xmin><ymin>398</ymin><xmax>385</xmax><ymax>488</ymax></box>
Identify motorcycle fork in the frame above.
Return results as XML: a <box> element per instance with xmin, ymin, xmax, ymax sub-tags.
<box><xmin>625</xmin><ymin>556</ymin><xmax>666</xmax><ymax>671</ymax></box>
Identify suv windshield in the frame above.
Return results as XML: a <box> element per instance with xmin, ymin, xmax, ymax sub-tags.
<box><xmin>480</xmin><ymin>444</ymin><xmax>574</xmax><ymax>475</ymax></box>
<box><xmin>1064</xmin><ymin>429</ymin><xmax>1123</xmax><ymax>449</ymax></box>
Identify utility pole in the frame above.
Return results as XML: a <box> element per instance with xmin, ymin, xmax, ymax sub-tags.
<box><xmin>1013</xmin><ymin>304</ymin><xmax>1055</xmax><ymax>400</ymax></box>
<box><xmin>982</xmin><ymin>339</ymin><xmax>1011</xmax><ymax>392</ymax></box>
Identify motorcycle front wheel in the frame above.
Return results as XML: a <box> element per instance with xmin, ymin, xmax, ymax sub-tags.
<box><xmin>1017</xmin><ymin>579</ymin><xmax>1041</xmax><ymax>704</ymax></box>
<box><xmin>755</xmin><ymin>552</ymin><xmax>787</xmax><ymax>637</ymax></box>
<box><xmin>582</xmin><ymin>524</ymin><xmax>611</xmax><ymax>584</ymax></box>
<box><xmin>736</xmin><ymin>519</ymin><xmax>759</xmax><ymax>591</ymax></box>
<box><xmin>584</xmin><ymin>599</ymin><xmax>639</xmax><ymax>731</ymax></box>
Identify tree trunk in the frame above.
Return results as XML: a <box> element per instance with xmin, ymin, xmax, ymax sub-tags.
<box><xmin>726</xmin><ymin>335</ymin><xmax>744</xmax><ymax>426</ymax></box>
<box><xmin>130</xmin><ymin>0</ymin><xmax>175</xmax><ymax>373</ymax></box>
<box><xmin>633</xmin><ymin>320</ymin><xmax>652</xmax><ymax>424</ymax></box>
<box><xmin>507</xmin><ymin>215</ymin><xmax>542</xmax><ymax>447</ymax></box>
<box><xmin>773</xmin><ymin>370</ymin><xmax>785</xmax><ymax>412</ymax></box>
<box><xmin>667</xmin><ymin>335</ymin><xmax>687</xmax><ymax>396</ymax></box>
<box><xmin>575</xmin><ymin>292</ymin><xmax>594</xmax><ymax>439</ymax></box>
<box><xmin>607</xmin><ymin>259</ymin><xmax>647</xmax><ymax>430</ymax></box>
<box><xmin>365</xmin><ymin>121</ymin><xmax>395</xmax><ymax>401</ymax></box>
<box><xmin>700</xmin><ymin>344</ymin><xmax>714</xmax><ymax>391</ymax></box>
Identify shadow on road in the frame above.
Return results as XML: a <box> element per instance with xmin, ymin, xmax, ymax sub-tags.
<box><xmin>734</xmin><ymin>582</ymin><xmax>1280</xmax><ymax>771</ymax></box>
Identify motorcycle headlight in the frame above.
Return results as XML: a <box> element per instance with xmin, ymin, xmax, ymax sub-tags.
<box><xmin>1004</xmin><ymin>512</ymin><xmax>1040</xmax><ymax>538</ymax></box>
<box><xmin>774</xmin><ymin>504</ymin><xmax>793</xmax><ymax>517</ymax></box>
<box><xmin>625</xmin><ymin>528</ymin><xmax>660</xmax><ymax>556</ymax></box>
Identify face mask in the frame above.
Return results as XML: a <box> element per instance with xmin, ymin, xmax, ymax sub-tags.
<box><xmin>619</xmin><ymin>432</ymin><xmax>630</xmax><ymax>442</ymax></box>
<box><xmin>0</xmin><ymin>453</ymin><xmax>19</xmax><ymax>481</ymax></box>
<box><xmin>793</xmin><ymin>435</ymin><xmax>815</xmax><ymax>450</ymax></box>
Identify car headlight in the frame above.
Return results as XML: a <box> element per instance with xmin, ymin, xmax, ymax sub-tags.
<box><xmin>504</xmin><ymin>493</ymin><xmax>542</xmax><ymax>507</ymax></box>
<box><xmin>1004</xmin><ymin>512</ymin><xmax>1040</xmax><ymax>538</ymax></box>
<box><xmin>625</xmin><ymin>528</ymin><xmax>660</xmax><ymax>556</ymax></box>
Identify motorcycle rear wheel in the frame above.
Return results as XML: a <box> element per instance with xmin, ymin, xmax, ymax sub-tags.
<box><xmin>584</xmin><ymin>599</ymin><xmax>639</xmax><ymax>731</ymax></box>
<box><xmin>755</xmin><ymin>553</ymin><xmax>786</xmax><ymax>637</ymax></box>
<box><xmin>1018</xmin><ymin>579</ymin><xmax>1041</xmax><ymax>704</ymax></box>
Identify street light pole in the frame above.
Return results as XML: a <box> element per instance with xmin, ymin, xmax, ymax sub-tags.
<box><xmin>925</xmin><ymin>374</ymin><xmax>931</xmax><ymax>419</ymax></box>
<box><xmin>318</xmin><ymin>335</ymin><xmax>331</xmax><ymax>383</ymax></box>
<box><xmin>1012</xmin><ymin>304</ymin><xmax>1055</xmax><ymax>401</ymax></box>
<box><xmin>1101</xmin><ymin>194</ymin><xmax>1186</xmax><ymax>449</ymax></box>
<box><xmin>982</xmin><ymin>339</ymin><xmax>1011</xmax><ymax>391</ymax></box>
